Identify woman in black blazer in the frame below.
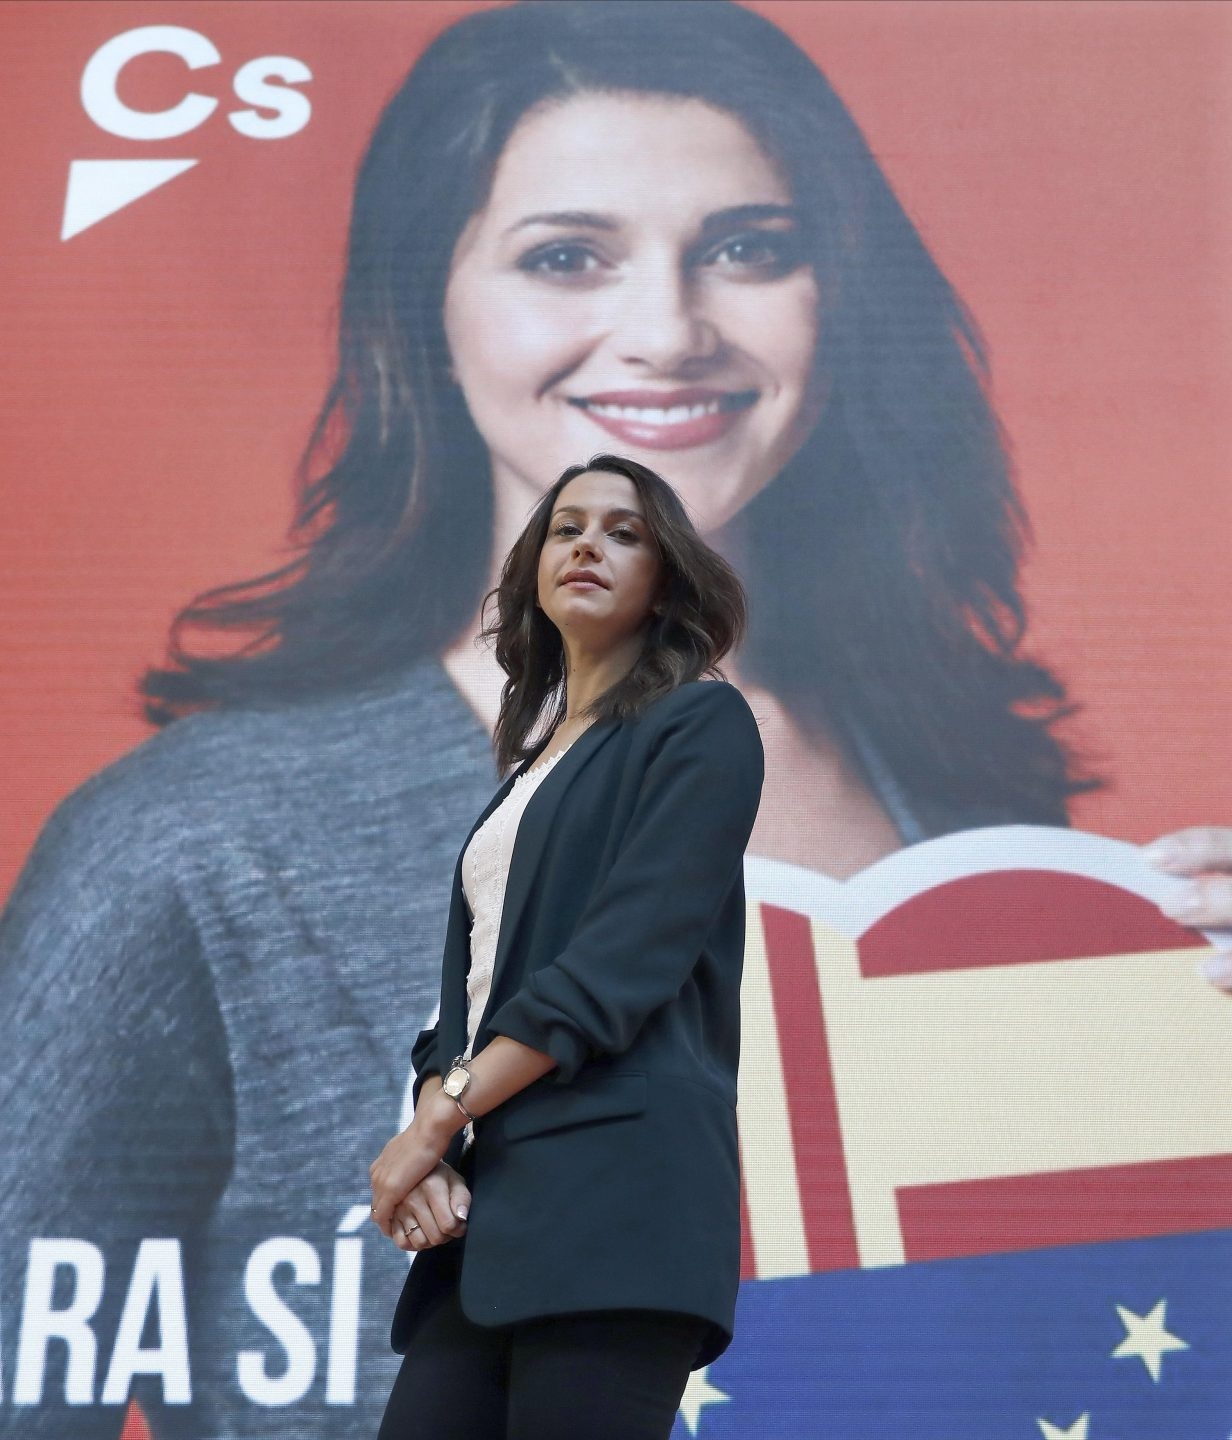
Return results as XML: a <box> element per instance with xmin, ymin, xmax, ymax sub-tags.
<box><xmin>369</xmin><ymin>453</ymin><xmax>764</xmax><ymax>1439</ymax></box>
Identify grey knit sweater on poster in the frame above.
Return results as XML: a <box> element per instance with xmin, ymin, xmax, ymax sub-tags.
<box><xmin>0</xmin><ymin>657</ymin><xmax>940</xmax><ymax>1438</ymax></box>
<box><xmin>0</xmin><ymin>660</ymin><xmax>497</xmax><ymax>1438</ymax></box>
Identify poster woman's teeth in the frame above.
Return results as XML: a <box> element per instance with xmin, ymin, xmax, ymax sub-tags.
<box><xmin>584</xmin><ymin>400</ymin><xmax>725</xmax><ymax>424</ymax></box>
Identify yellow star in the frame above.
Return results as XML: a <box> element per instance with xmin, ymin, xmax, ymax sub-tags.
<box><xmin>1037</xmin><ymin>1415</ymin><xmax>1090</xmax><ymax>1440</ymax></box>
<box><xmin>677</xmin><ymin>1366</ymin><xmax>730</xmax><ymax>1436</ymax></box>
<box><xmin>1111</xmin><ymin>1298</ymin><xmax>1189</xmax><ymax>1382</ymax></box>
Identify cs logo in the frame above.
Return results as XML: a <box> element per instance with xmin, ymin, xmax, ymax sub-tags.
<box><xmin>63</xmin><ymin>25</ymin><xmax>312</xmax><ymax>240</ymax></box>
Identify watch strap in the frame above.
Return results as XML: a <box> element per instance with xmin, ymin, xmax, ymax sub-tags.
<box><xmin>452</xmin><ymin>1093</ymin><xmax>479</xmax><ymax>1124</ymax></box>
<box><xmin>444</xmin><ymin>1056</ymin><xmax>478</xmax><ymax>1124</ymax></box>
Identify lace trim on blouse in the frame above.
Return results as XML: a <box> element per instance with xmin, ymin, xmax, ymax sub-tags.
<box><xmin>460</xmin><ymin>743</ymin><xmax>574</xmax><ymax>1059</ymax></box>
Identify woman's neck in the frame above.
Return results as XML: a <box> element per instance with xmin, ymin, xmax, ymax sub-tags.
<box><xmin>557</xmin><ymin>633</ymin><xmax>643</xmax><ymax>720</ymax></box>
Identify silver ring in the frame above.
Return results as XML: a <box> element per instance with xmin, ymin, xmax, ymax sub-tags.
<box><xmin>403</xmin><ymin>1220</ymin><xmax>421</xmax><ymax>1233</ymax></box>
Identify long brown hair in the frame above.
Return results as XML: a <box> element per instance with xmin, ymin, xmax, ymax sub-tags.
<box><xmin>485</xmin><ymin>455</ymin><xmax>745</xmax><ymax>774</ymax></box>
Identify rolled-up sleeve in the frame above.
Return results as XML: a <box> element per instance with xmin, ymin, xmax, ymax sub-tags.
<box><xmin>410</xmin><ymin>1023</ymin><xmax>441</xmax><ymax>1107</ymax></box>
<box><xmin>487</xmin><ymin>684</ymin><xmax>764</xmax><ymax>1082</ymax></box>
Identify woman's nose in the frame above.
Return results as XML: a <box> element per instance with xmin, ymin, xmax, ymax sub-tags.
<box><xmin>609</xmin><ymin>263</ymin><xmax>719</xmax><ymax>373</ymax></box>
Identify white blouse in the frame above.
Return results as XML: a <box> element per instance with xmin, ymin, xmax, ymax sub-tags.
<box><xmin>460</xmin><ymin>741</ymin><xmax>576</xmax><ymax>1059</ymax></box>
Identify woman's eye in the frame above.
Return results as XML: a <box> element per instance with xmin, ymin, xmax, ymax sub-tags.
<box><xmin>611</xmin><ymin>528</ymin><xmax>639</xmax><ymax>543</ymax></box>
<box><xmin>552</xmin><ymin>523</ymin><xmax>580</xmax><ymax>537</ymax></box>
<box><xmin>518</xmin><ymin>242</ymin><xmax>604</xmax><ymax>278</ymax></box>
<box><xmin>701</xmin><ymin>230</ymin><xmax>803</xmax><ymax>277</ymax></box>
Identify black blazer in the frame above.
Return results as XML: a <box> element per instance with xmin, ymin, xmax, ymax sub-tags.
<box><xmin>391</xmin><ymin>680</ymin><xmax>764</xmax><ymax>1366</ymax></box>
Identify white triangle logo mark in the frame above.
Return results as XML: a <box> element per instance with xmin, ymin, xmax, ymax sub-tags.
<box><xmin>61</xmin><ymin>158</ymin><xmax>198</xmax><ymax>241</ymax></box>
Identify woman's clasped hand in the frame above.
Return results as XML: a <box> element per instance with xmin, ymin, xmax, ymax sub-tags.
<box><xmin>369</xmin><ymin>1083</ymin><xmax>466</xmax><ymax>1247</ymax></box>
<box><xmin>381</xmin><ymin>1163</ymin><xmax>472</xmax><ymax>1254</ymax></box>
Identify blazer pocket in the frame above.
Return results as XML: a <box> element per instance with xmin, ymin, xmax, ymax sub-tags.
<box><xmin>501</xmin><ymin>1073</ymin><xmax>646</xmax><ymax>1142</ymax></box>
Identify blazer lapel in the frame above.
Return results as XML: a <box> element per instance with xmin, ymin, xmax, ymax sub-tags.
<box><xmin>476</xmin><ymin>718</ymin><xmax>619</xmax><ymax>1040</ymax></box>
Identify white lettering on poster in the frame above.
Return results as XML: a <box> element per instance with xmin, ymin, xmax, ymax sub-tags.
<box><xmin>81</xmin><ymin>26</ymin><xmax>222</xmax><ymax>141</ymax></box>
<box><xmin>12</xmin><ymin>1239</ymin><xmax>104</xmax><ymax>1403</ymax></box>
<box><xmin>326</xmin><ymin>1204</ymin><xmax>371</xmax><ymax>1405</ymax></box>
<box><xmin>2</xmin><ymin>1213</ymin><xmax>371</xmax><ymax>1411</ymax></box>
<box><xmin>99</xmin><ymin>1240</ymin><xmax>191</xmax><ymax>1405</ymax></box>
<box><xmin>64</xmin><ymin>26</ymin><xmax>312</xmax><ymax>240</ymax></box>
<box><xmin>229</xmin><ymin>56</ymin><xmax>314</xmax><ymax>139</ymax></box>
<box><xmin>236</xmin><ymin>1238</ymin><xmax>320</xmax><ymax>1406</ymax></box>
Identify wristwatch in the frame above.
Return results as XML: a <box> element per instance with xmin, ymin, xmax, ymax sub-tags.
<box><xmin>442</xmin><ymin>1055</ymin><xmax>478</xmax><ymax>1124</ymax></box>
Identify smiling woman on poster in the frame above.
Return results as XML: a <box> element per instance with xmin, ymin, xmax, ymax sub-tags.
<box><xmin>0</xmin><ymin>2</ymin><xmax>1228</xmax><ymax>1437</ymax></box>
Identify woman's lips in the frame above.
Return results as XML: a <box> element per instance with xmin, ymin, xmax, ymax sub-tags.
<box><xmin>560</xmin><ymin>568</ymin><xmax>608</xmax><ymax>592</ymax></box>
<box><xmin>568</xmin><ymin>388</ymin><xmax>757</xmax><ymax>451</ymax></box>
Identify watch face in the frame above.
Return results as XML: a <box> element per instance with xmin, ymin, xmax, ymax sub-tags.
<box><xmin>443</xmin><ymin>1069</ymin><xmax>466</xmax><ymax>1098</ymax></box>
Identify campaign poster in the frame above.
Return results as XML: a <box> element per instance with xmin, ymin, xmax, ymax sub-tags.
<box><xmin>1</xmin><ymin>3</ymin><xmax>1229</xmax><ymax>1436</ymax></box>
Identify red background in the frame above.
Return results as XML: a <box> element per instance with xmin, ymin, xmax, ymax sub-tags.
<box><xmin>1</xmin><ymin>0</ymin><xmax>1229</xmax><ymax>901</ymax></box>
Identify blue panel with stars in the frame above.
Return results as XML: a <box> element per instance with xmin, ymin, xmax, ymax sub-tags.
<box><xmin>672</xmin><ymin>1230</ymin><xmax>1232</xmax><ymax>1438</ymax></box>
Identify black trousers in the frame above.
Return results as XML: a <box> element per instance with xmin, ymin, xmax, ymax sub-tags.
<box><xmin>377</xmin><ymin>1258</ymin><xmax>708</xmax><ymax>1440</ymax></box>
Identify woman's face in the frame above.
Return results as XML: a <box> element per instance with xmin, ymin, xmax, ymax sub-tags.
<box><xmin>536</xmin><ymin>469</ymin><xmax>663</xmax><ymax>650</ymax></box>
<box><xmin>444</xmin><ymin>91</ymin><xmax>823</xmax><ymax>536</ymax></box>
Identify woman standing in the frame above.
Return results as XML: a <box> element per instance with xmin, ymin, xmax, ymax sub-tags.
<box><xmin>369</xmin><ymin>453</ymin><xmax>763</xmax><ymax>1439</ymax></box>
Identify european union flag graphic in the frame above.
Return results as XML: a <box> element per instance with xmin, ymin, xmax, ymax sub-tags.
<box><xmin>677</xmin><ymin>1233</ymin><xmax>1231</xmax><ymax>1437</ymax></box>
<box><xmin>676</xmin><ymin>831</ymin><xmax>1232</xmax><ymax>1436</ymax></box>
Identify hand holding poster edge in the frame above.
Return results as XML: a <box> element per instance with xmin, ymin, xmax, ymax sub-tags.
<box><xmin>737</xmin><ymin>826</ymin><xmax>1230</xmax><ymax>1279</ymax></box>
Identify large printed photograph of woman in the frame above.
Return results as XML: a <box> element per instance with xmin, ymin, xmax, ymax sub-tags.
<box><xmin>1</xmin><ymin>2</ymin><xmax>1228</xmax><ymax>1437</ymax></box>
